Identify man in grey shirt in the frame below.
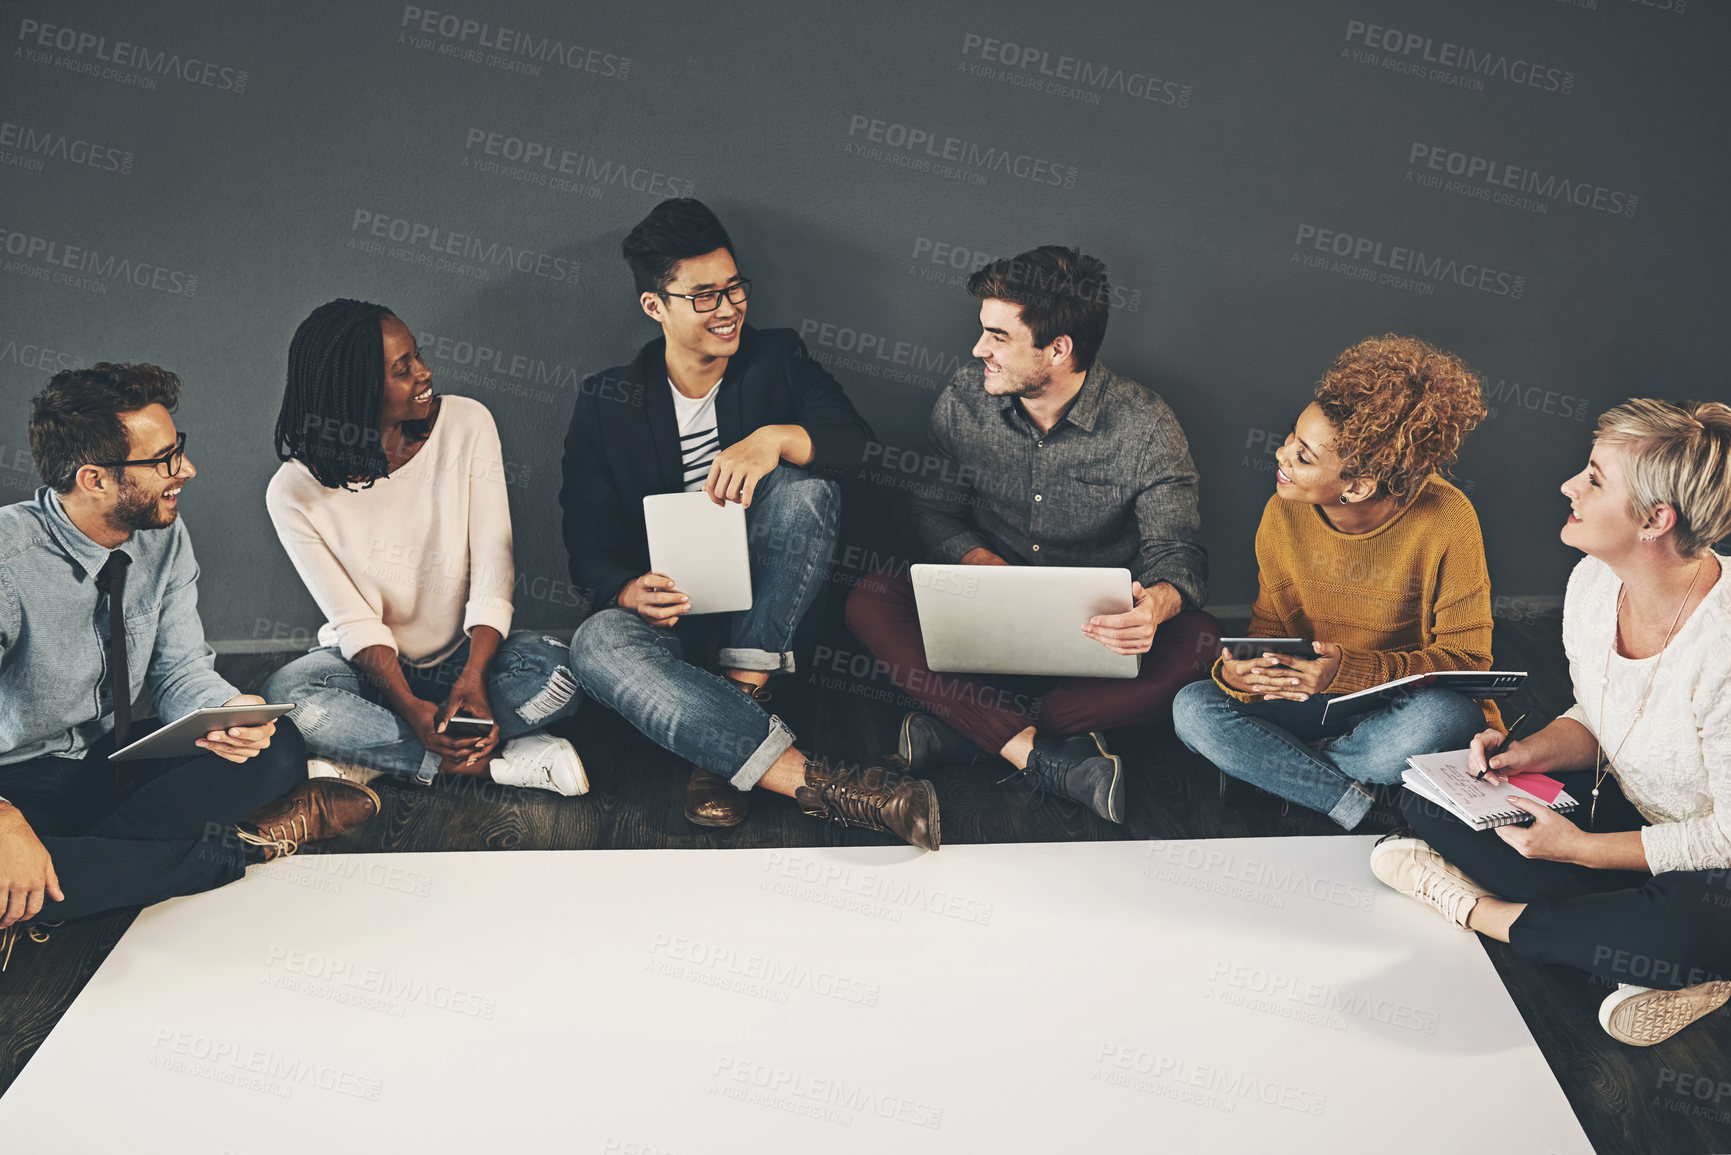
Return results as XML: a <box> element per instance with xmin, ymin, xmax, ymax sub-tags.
<box><xmin>846</xmin><ymin>246</ymin><xmax>1220</xmax><ymax>824</ymax></box>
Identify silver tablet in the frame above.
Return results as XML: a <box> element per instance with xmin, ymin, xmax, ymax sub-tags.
<box><xmin>642</xmin><ymin>492</ymin><xmax>753</xmax><ymax>615</ymax></box>
<box><xmin>910</xmin><ymin>564</ymin><xmax>1139</xmax><ymax>679</ymax></box>
<box><xmin>108</xmin><ymin>703</ymin><xmax>297</xmax><ymax>761</ymax></box>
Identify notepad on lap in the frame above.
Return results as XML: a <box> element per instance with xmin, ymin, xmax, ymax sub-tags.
<box><xmin>1402</xmin><ymin>749</ymin><xmax>1578</xmax><ymax>831</ymax></box>
<box><xmin>1319</xmin><ymin>670</ymin><xmax>1526</xmax><ymax>726</ymax></box>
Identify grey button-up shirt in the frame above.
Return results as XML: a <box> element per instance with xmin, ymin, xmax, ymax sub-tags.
<box><xmin>907</xmin><ymin>361</ymin><xmax>1207</xmax><ymax>609</ymax></box>
<box><xmin>0</xmin><ymin>487</ymin><xmax>236</xmax><ymax>766</ymax></box>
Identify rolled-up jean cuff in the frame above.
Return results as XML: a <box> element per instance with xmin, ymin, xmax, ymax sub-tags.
<box><xmin>730</xmin><ymin>714</ymin><xmax>796</xmax><ymax>791</ymax></box>
<box><xmin>1328</xmin><ymin>782</ymin><xmax>1374</xmax><ymax>830</ymax></box>
<box><xmin>718</xmin><ymin>646</ymin><xmax>797</xmax><ymax>674</ymax></box>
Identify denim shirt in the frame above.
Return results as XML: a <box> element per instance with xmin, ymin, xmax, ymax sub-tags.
<box><xmin>0</xmin><ymin>487</ymin><xmax>236</xmax><ymax>766</ymax></box>
<box><xmin>906</xmin><ymin>361</ymin><xmax>1208</xmax><ymax>609</ymax></box>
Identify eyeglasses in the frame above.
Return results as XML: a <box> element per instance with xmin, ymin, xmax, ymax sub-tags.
<box><xmin>94</xmin><ymin>431</ymin><xmax>188</xmax><ymax>478</ymax></box>
<box><xmin>659</xmin><ymin>278</ymin><xmax>751</xmax><ymax>313</ymax></box>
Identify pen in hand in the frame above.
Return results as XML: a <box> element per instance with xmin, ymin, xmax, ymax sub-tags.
<box><xmin>1474</xmin><ymin>711</ymin><xmax>1528</xmax><ymax>781</ymax></box>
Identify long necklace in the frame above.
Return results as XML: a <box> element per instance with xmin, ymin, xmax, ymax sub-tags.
<box><xmin>1592</xmin><ymin>557</ymin><xmax>1707</xmax><ymax>826</ymax></box>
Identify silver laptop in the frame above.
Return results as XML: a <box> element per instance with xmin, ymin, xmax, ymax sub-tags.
<box><xmin>642</xmin><ymin>492</ymin><xmax>753</xmax><ymax>615</ymax></box>
<box><xmin>910</xmin><ymin>564</ymin><xmax>1139</xmax><ymax>678</ymax></box>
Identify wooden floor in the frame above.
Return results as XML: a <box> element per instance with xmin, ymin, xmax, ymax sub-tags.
<box><xmin>1</xmin><ymin>611</ymin><xmax>1726</xmax><ymax>1153</ymax></box>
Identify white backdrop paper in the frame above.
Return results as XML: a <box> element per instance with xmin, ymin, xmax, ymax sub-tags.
<box><xmin>0</xmin><ymin>837</ymin><xmax>1592</xmax><ymax>1153</ymax></box>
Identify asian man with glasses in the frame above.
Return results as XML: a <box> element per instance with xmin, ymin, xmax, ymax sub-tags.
<box><xmin>561</xmin><ymin>198</ymin><xmax>941</xmax><ymax>850</ymax></box>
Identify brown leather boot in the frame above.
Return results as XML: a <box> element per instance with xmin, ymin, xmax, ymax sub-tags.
<box><xmin>685</xmin><ymin>764</ymin><xmax>750</xmax><ymax>827</ymax></box>
<box><xmin>236</xmin><ymin>779</ymin><xmax>382</xmax><ymax>860</ymax></box>
<box><xmin>796</xmin><ymin>757</ymin><xmax>940</xmax><ymax>851</ymax></box>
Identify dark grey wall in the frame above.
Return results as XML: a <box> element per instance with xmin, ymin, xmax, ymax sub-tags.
<box><xmin>3</xmin><ymin>0</ymin><xmax>1725</xmax><ymax>643</ymax></box>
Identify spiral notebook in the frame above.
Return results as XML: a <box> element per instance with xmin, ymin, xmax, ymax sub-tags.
<box><xmin>1401</xmin><ymin>750</ymin><xmax>1579</xmax><ymax>831</ymax></box>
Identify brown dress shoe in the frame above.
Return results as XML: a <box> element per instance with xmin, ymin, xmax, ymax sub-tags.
<box><xmin>797</xmin><ymin>757</ymin><xmax>940</xmax><ymax>852</ymax></box>
<box><xmin>237</xmin><ymin>779</ymin><xmax>382</xmax><ymax>859</ymax></box>
<box><xmin>685</xmin><ymin>765</ymin><xmax>750</xmax><ymax>827</ymax></box>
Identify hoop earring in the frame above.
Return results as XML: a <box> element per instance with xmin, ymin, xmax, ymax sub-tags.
<box><xmin>1339</xmin><ymin>495</ymin><xmax>1350</xmax><ymax>505</ymax></box>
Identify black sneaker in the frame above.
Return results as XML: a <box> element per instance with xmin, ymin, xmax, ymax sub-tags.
<box><xmin>897</xmin><ymin>711</ymin><xmax>983</xmax><ymax>774</ymax></box>
<box><xmin>1023</xmin><ymin>731</ymin><xmax>1125</xmax><ymax>823</ymax></box>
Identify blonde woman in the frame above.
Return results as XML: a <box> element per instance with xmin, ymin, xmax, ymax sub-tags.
<box><xmin>1375</xmin><ymin>399</ymin><xmax>1731</xmax><ymax>1046</ymax></box>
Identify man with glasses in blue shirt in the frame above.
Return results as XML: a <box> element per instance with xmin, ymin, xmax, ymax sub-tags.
<box><xmin>0</xmin><ymin>363</ymin><xmax>380</xmax><ymax>958</ymax></box>
<box><xmin>562</xmin><ymin>198</ymin><xmax>940</xmax><ymax>850</ymax></box>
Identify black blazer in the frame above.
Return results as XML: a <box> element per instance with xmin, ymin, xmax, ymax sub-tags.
<box><xmin>560</xmin><ymin>324</ymin><xmax>874</xmax><ymax>609</ymax></box>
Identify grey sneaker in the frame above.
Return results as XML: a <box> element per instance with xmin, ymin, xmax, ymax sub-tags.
<box><xmin>1023</xmin><ymin>731</ymin><xmax>1125</xmax><ymax>824</ymax></box>
<box><xmin>897</xmin><ymin>711</ymin><xmax>982</xmax><ymax>774</ymax></box>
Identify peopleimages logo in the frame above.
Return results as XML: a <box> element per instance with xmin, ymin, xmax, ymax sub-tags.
<box><xmin>1291</xmin><ymin>223</ymin><xmax>1525</xmax><ymax>300</ymax></box>
<box><xmin>0</xmin><ymin>121</ymin><xmax>133</xmax><ymax>175</ymax></box>
<box><xmin>1483</xmin><ymin>378</ymin><xmax>1590</xmax><ymax>422</ymax></box>
<box><xmin>845</xmin><ymin>114</ymin><xmax>1078</xmax><ymax>189</ymax></box>
<box><xmin>399</xmin><ymin>6</ymin><xmax>629</xmax><ymax>79</ymax></box>
<box><xmin>0</xmin><ymin>227</ymin><xmax>200</xmax><ymax>296</ymax></box>
<box><xmin>959</xmin><ymin>32</ymin><xmax>1192</xmax><ymax>107</ymax></box>
<box><xmin>461</xmin><ymin>128</ymin><xmax>693</xmax><ymax>198</ymax></box>
<box><xmin>348</xmin><ymin>210</ymin><xmax>579</xmax><ymax>286</ymax></box>
<box><xmin>1342</xmin><ymin>18</ymin><xmax>1574</xmax><ymax>95</ymax></box>
<box><xmin>1407</xmin><ymin>142</ymin><xmax>1637</xmax><ymax>218</ymax></box>
<box><xmin>0</xmin><ymin>333</ymin><xmax>83</xmax><ymax>374</ymax></box>
<box><xmin>16</xmin><ymin>19</ymin><xmax>249</xmax><ymax>92</ymax></box>
<box><xmin>798</xmin><ymin>317</ymin><xmax>968</xmax><ymax>387</ymax></box>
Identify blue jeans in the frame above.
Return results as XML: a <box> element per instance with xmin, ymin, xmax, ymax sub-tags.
<box><xmin>262</xmin><ymin>630</ymin><xmax>584</xmax><ymax>781</ymax></box>
<box><xmin>716</xmin><ymin>463</ymin><xmax>841</xmax><ymax>673</ymax></box>
<box><xmin>1172</xmin><ymin>680</ymin><xmax>1485</xmax><ymax>829</ymax></box>
<box><xmin>567</xmin><ymin>464</ymin><xmax>838</xmax><ymax>788</ymax></box>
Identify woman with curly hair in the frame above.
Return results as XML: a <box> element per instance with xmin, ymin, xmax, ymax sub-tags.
<box><xmin>1375</xmin><ymin>399</ymin><xmax>1731</xmax><ymax>1046</ymax></box>
<box><xmin>1172</xmin><ymin>334</ymin><xmax>1493</xmax><ymax>828</ymax></box>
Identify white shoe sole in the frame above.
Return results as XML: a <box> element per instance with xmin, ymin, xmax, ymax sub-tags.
<box><xmin>307</xmin><ymin>758</ymin><xmax>387</xmax><ymax>786</ymax></box>
<box><xmin>1598</xmin><ymin>981</ymin><xmax>1731</xmax><ymax>1046</ymax></box>
<box><xmin>1087</xmin><ymin>732</ymin><xmax>1124</xmax><ymax>824</ymax></box>
<box><xmin>556</xmin><ymin>739</ymin><xmax>591</xmax><ymax>796</ymax></box>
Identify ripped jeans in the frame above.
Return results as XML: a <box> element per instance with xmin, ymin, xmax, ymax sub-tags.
<box><xmin>262</xmin><ymin>630</ymin><xmax>584</xmax><ymax>782</ymax></box>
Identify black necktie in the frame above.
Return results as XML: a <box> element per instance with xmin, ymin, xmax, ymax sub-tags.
<box><xmin>98</xmin><ymin>550</ymin><xmax>132</xmax><ymax>747</ymax></box>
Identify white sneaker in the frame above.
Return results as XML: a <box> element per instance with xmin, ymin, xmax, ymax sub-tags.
<box><xmin>1369</xmin><ymin>835</ymin><xmax>1491</xmax><ymax>930</ymax></box>
<box><xmin>489</xmin><ymin>734</ymin><xmax>589</xmax><ymax>796</ymax></box>
<box><xmin>306</xmin><ymin>758</ymin><xmax>386</xmax><ymax>786</ymax></box>
<box><xmin>1598</xmin><ymin>981</ymin><xmax>1731</xmax><ymax>1046</ymax></box>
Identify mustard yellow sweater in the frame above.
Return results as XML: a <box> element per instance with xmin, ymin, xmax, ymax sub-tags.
<box><xmin>1215</xmin><ymin>475</ymin><xmax>1503</xmax><ymax>727</ymax></box>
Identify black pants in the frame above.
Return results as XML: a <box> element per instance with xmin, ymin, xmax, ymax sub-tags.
<box><xmin>1402</xmin><ymin>769</ymin><xmax>1731</xmax><ymax>990</ymax></box>
<box><xmin>0</xmin><ymin>720</ymin><xmax>307</xmax><ymax>923</ymax></box>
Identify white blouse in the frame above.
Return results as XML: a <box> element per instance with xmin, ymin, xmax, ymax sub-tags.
<box><xmin>1560</xmin><ymin>552</ymin><xmax>1731</xmax><ymax>874</ymax></box>
<box><xmin>266</xmin><ymin>395</ymin><xmax>515</xmax><ymax>667</ymax></box>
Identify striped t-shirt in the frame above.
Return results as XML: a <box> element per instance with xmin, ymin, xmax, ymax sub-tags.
<box><xmin>669</xmin><ymin>378</ymin><xmax>721</xmax><ymax>492</ymax></box>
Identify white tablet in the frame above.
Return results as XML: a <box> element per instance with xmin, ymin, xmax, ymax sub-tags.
<box><xmin>108</xmin><ymin>703</ymin><xmax>297</xmax><ymax>761</ymax></box>
<box><xmin>642</xmin><ymin>492</ymin><xmax>753</xmax><ymax>615</ymax></box>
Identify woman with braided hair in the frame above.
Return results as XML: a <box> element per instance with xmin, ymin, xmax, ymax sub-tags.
<box><xmin>262</xmin><ymin>298</ymin><xmax>588</xmax><ymax>795</ymax></box>
<box><xmin>1173</xmin><ymin>334</ymin><xmax>1494</xmax><ymax>828</ymax></box>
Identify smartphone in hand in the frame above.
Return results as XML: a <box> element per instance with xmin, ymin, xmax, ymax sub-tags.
<box><xmin>444</xmin><ymin>713</ymin><xmax>495</xmax><ymax>740</ymax></box>
<box><xmin>1220</xmin><ymin>637</ymin><xmax>1315</xmax><ymax>665</ymax></box>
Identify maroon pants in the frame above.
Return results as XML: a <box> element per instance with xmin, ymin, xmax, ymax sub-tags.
<box><xmin>844</xmin><ymin>570</ymin><xmax>1222</xmax><ymax>753</ymax></box>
